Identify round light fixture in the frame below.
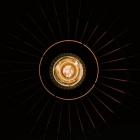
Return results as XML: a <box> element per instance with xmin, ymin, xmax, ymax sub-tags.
<box><xmin>50</xmin><ymin>53</ymin><xmax>86</xmax><ymax>90</ymax></box>
<box><xmin>39</xmin><ymin>40</ymin><xmax>99</xmax><ymax>100</ymax></box>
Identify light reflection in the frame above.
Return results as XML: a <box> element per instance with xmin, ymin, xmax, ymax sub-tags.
<box><xmin>50</xmin><ymin>53</ymin><xmax>86</xmax><ymax>90</ymax></box>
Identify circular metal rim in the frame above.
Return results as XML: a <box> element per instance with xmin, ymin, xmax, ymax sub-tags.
<box><xmin>39</xmin><ymin>40</ymin><xmax>99</xmax><ymax>100</ymax></box>
<box><xmin>50</xmin><ymin>53</ymin><xmax>86</xmax><ymax>89</ymax></box>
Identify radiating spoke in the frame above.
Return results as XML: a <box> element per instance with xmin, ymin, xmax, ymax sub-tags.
<box><xmin>92</xmin><ymin>92</ymin><xmax>114</xmax><ymax>113</ymax></box>
<box><xmin>0</xmin><ymin>44</ymin><xmax>40</xmax><ymax>59</ymax></box>
<box><xmin>98</xmin><ymin>48</ymin><xmax>121</xmax><ymax>59</ymax></box>
<box><xmin>97</xmin><ymin>43</ymin><xmax>133</xmax><ymax>59</ymax></box>
<box><xmin>91</xmin><ymin>92</ymin><xmax>122</xmax><ymax>121</ymax></box>
<box><xmin>52</xmin><ymin>0</ymin><xmax>63</xmax><ymax>39</ymax></box>
<box><xmin>0</xmin><ymin>82</ymin><xmax>40</xmax><ymax>103</ymax></box>
<box><xmin>0</xmin><ymin>69</ymin><xmax>38</xmax><ymax>74</ymax></box>
<box><xmin>91</xmin><ymin>31</ymin><xmax>107</xmax><ymax>48</ymax></box>
<box><xmin>95</xmin><ymin>28</ymin><xmax>129</xmax><ymax>53</ymax></box>
<box><xmin>95</xmin><ymin>39</ymin><xmax>114</xmax><ymax>53</ymax></box>
<box><xmin>28</xmin><ymin>97</ymin><xmax>52</xmax><ymax>140</ymax></box>
<box><xmin>36</xmin><ymin>0</ymin><xmax>57</xmax><ymax>41</ymax></box>
<box><xmin>80</xmin><ymin>21</ymin><xmax>89</xmax><ymax>41</ymax></box>
<box><xmin>6</xmin><ymin>88</ymin><xmax>43</xmax><ymax>119</ymax></box>
<box><xmin>57</xmin><ymin>101</ymin><xmax>63</xmax><ymax>140</ymax></box>
<box><xmin>100</xmin><ymin>54</ymin><xmax>140</xmax><ymax>65</ymax></box>
<box><xmin>97</xmin><ymin>81</ymin><xmax>125</xmax><ymax>94</ymax></box>
<box><xmin>97</xmin><ymin>81</ymin><xmax>137</xmax><ymax>97</ymax></box>
<box><xmin>95</xmin><ymin>87</ymin><xmax>134</xmax><ymax>112</ymax></box>
<box><xmin>90</xmin><ymin>17</ymin><xmax>119</xmax><ymax>49</ymax></box>
<box><xmin>0</xmin><ymin>59</ymin><xmax>38</xmax><ymax>65</ymax></box>
<box><xmin>0</xmin><ymin>76</ymin><xmax>38</xmax><ymax>88</ymax></box>
<box><xmin>66</xmin><ymin>0</ymin><xmax>69</xmax><ymax>39</ymax></box>
<box><xmin>95</xmin><ymin>87</ymin><xmax>121</xmax><ymax>104</ymax></box>
<box><xmin>2</xmin><ymin>29</ymin><xmax>43</xmax><ymax>53</ymax></box>
<box><xmin>43</xmin><ymin>99</ymin><xmax>57</xmax><ymax>139</ymax></box>
<box><xmin>16</xmin><ymin>92</ymin><xmax>46</xmax><ymax>128</ymax></box>
<box><xmin>86</xmin><ymin>7</ymin><xmax>109</xmax><ymax>44</ymax></box>
<box><xmin>81</xmin><ymin>100</ymin><xmax>95</xmax><ymax>128</ymax></box>
<box><xmin>80</xmin><ymin>0</ymin><xmax>95</xmax><ymax>41</ymax></box>
<box><xmin>74</xmin><ymin>0</ymin><xmax>81</xmax><ymax>39</ymax></box>
<box><xmin>86</xmin><ymin>25</ymin><xmax>98</xmax><ymax>44</ymax></box>
<box><xmin>99</xmin><ymin>76</ymin><xmax>140</xmax><ymax>84</ymax></box>
<box><xmin>86</xmin><ymin>96</ymin><xmax>111</xmax><ymax>128</ymax></box>
<box><xmin>12</xmin><ymin>18</ymin><xmax>48</xmax><ymax>48</ymax></box>
<box><xmin>68</xmin><ymin>101</ymin><xmax>71</xmax><ymax>140</ymax></box>
<box><xmin>100</xmin><ymin>68</ymin><xmax>140</xmax><ymax>71</ymax></box>
<box><xmin>21</xmin><ymin>10</ymin><xmax>51</xmax><ymax>44</ymax></box>
<box><xmin>0</xmin><ymin>1</ymin><xmax>137</xmax><ymax>140</ymax></box>
<box><xmin>75</xmin><ymin>101</ymin><xmax>87</xmax><ymax>140</ymax></box>
<box><xmin>81</xmin><ymin>99</ymin><xmax>101</xmax><ymax>139</ymax></box>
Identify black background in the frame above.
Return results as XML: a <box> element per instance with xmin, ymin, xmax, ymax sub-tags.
<box><xmin>0</xmin><ymin>0</ymin><xmax>140</xmax><ymax>140</ymax></box>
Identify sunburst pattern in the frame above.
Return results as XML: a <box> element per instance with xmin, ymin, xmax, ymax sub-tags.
<box><xmin>0</xmin><ymin>0</ymin><xmax>139</xmax><ymax>140</ymax></box>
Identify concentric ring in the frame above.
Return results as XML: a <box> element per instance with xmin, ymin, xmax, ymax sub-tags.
<box><xmin>50</xmin><ymin>53</ymin><xmax>86</xmax><ymax>90</ymax></box>
<box><xmin>39</xmin><ymin>40</ymin><xmax>99</xmax><ymax>100</ymax></box>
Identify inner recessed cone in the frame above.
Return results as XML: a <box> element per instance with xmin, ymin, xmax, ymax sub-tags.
<box><xmin>50</xmin><ymin>53</ymin><xmax>86</xmax><ymax>90</ymax></box>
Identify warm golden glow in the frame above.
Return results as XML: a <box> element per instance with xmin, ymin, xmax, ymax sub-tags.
<box><xmin>62</xmin><ymin>64</ymin><xmax>74</xmax><ymax>78</ymax></box>
<box><xmin>39</xmin><ymin>40</ymin><xmax>99</xmax><ymax>100</ymax></box>
<box><xmin>52</xmin><ymin>55</ymin><xmax>84</xmax><ymax>88</ymax></box>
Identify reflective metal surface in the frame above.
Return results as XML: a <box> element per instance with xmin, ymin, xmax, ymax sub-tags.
<box><xmin>49</xmin><ymin>53</ymin><xmax>86</xmax><ymax>90</ymax></box>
